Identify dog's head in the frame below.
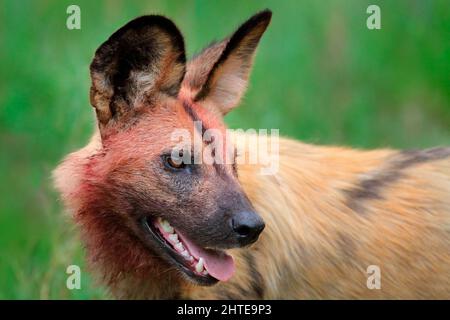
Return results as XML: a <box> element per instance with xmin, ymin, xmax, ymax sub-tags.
<box><xmin>62</xmin><ymin>11</ymin><xmax>271</xmax><ymax>286</ymax></box>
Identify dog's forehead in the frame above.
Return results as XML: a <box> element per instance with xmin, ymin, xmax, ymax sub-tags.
<box><xmin>187</xmin><ymin>102</ymin><xmax>225</xmax><ymax>132</ymax></box>
<box><xmin>181</xmin><ymin>100</ymin><xmax>234</xmax><ymax>153</ymax></box>
<box><xmin>129</xmin><ymin>98</ymin><xmax>235</xmax><ymax>161</ymax></box>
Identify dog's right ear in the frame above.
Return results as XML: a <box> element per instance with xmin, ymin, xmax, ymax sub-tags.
<box><xmin>90</xmin><ymin>15</ymin><xmax>186</xmax><ymax>135</ymax></box>
<box><xmin>182</xmin><ymin>10</ymin><xmax>271</xmax><ymax>117</ymax></box>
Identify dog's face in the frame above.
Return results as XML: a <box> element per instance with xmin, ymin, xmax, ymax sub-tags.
<box><xmin>83</xmin><ymin>12</ymin><xmax>271</xmax><ymax>285</ymax></box>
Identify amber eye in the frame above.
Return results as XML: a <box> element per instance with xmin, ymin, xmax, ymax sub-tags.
<box><xmin>168</xmin><ymin>156</ymin><xmax>185</xmax><ymax>169</ymax></box>
<box><xmin>163</xmin><ymin>154</ymin><xmax>187</xmax><ymax>170</ymax></box>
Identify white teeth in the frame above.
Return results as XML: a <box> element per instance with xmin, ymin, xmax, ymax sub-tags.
<box><xmin>168</xmin><ymin>234</ymin><xmax>179</xmax><ymax>243</ymax></box>
<box><xmin>195</xmin><ymin>257</ymin><xmax>204</xmax><ymax>273</ymax></box>
<box><xmin>158</xmin><ymin>218</ymin><xmax>174</xmax><ymax>233</ymax></box>
<box><xmin>175</xmin><ymin>242</ymin><xmax>184</xmax><ymax>252</ymax></box>
<box><xmin>181</xmin><ymin>250</ymin><xmax>190</xmax><ymax>258</ymax></box>
<box><xmin>157</xmin><ymin>218</ymin><xmax>202</xmax><ymax>268</ymax></box>
<box><xmin>203</xmin><ymin>270</ymin><xmax>209</xmax><ymax>276</ymax></box>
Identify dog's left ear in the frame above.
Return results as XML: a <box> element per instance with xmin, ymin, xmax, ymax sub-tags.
<box><xmin>185</xmin><ymin>10</ymin><xmax>271</xmax><ymax>117</ymax></box>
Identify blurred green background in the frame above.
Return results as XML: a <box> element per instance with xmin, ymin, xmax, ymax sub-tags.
<box><xmin>0</xmin><ymin>0</ymin><xmax>449</xmax><ymax>299</ymax></box>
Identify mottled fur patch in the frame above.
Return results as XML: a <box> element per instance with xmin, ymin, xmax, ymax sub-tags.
<box><xmin>243</xmin><ymin>252</ymin><xmax>265</xmax><ymax>298</ymax></box>
<box><xmin>345</xmin><ymin>147</ymin><xmax>450</xmax><ymax>213</ymax></box>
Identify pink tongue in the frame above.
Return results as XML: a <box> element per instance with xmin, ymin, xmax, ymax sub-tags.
<box><xmin>177</xmin><ymin>231</ymin><xmax>235</xmax><ymax>281</ymax></box>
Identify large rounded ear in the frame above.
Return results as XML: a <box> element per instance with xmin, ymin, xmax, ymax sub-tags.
<box><xmin>90</xmin><ymin>15</ymin><xmax>186</xmax><ymax>134</ymax></box>
<box><xmin>182</xmin><ymin>10</ymin><xmax>271</xmax><ymax>117</ymax></box>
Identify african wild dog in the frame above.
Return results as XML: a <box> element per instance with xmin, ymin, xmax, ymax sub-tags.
<box><xmin>53</xmin><ymin>10</ymin><xmax>450</xmax><ymax>299</ymax></box>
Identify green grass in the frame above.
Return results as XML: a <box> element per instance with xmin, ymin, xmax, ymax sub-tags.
<box><xmin>0</xmin><ymin>0</ymin><xmax>449</xmax><ymax>299</ymax></box>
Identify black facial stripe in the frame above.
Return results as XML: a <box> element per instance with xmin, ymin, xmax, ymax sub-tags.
<box><xmin>182</xmin><ymin>102</ymin><xmax>237</xmax><ymax>177</ymax></box>
<box><xmin>182</xmin><ymin>102</ymin><xmax>207</xmax><ymax>135</ymax></box>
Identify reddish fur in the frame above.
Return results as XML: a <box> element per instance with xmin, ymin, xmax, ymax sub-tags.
<box><xmin>54</xmin><ymin>12</ymin><xmax>450</xmax><ymax>299</ymax></box>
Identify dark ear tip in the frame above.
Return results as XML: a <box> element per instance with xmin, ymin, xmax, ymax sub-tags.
<box><xmin>91</xmin><ymin>14</ymin><xmax>185</xmax><ymax>73</ymax></box>
<box><xmin>108</xmin><ymin>14</ymin><xmax>184</xmax><ymax>46</ymax></box>
<box><xmin>258</xmin><ymin>9</ymin><xmax>273</xmax><ymax>19</ymax></box>
<box><xmin>237</xmin><ymin>9</ymin><xmax>272</xmax><ymax>36</ymax></box>
<box><xmin>253</xmin><ymin>9</ymin><xmax>272</xmax><ymax>25</ymax></box>
<box><xmin>110</xmin><ymin>14</ymin><xmax>179</xmax><ymax>34</ymax></box>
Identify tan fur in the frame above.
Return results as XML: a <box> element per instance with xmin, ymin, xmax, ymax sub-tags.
<box><xmin>182</xmin><ymin>41</ymin><xmax>228</xmax><ymax>99</ymax></box>
<box><xmin>53</xmin><ymin>12</ymin><xmax>450</xmax><ymax>299</ymax></box>
<box><xmin>182</xmin><ymin>135</ymin><xmax>450</xmax><ymax>299</ymax></box>
<box><xmin>54</xmin><ymin>133</ymin><xmax>450</xmax><ymax>299</ymax></box>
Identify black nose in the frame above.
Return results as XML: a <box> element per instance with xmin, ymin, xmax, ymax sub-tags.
<box><xmin>231</xmin><ymin>211</ymin><xmax>265</xmax><ymax>245</ymax></box>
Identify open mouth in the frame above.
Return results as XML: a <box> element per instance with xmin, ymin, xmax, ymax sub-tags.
<box><xmin>142</xmin><ymin>217</ymin><xmax>235</xmax><ymax>285</ymax></box>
